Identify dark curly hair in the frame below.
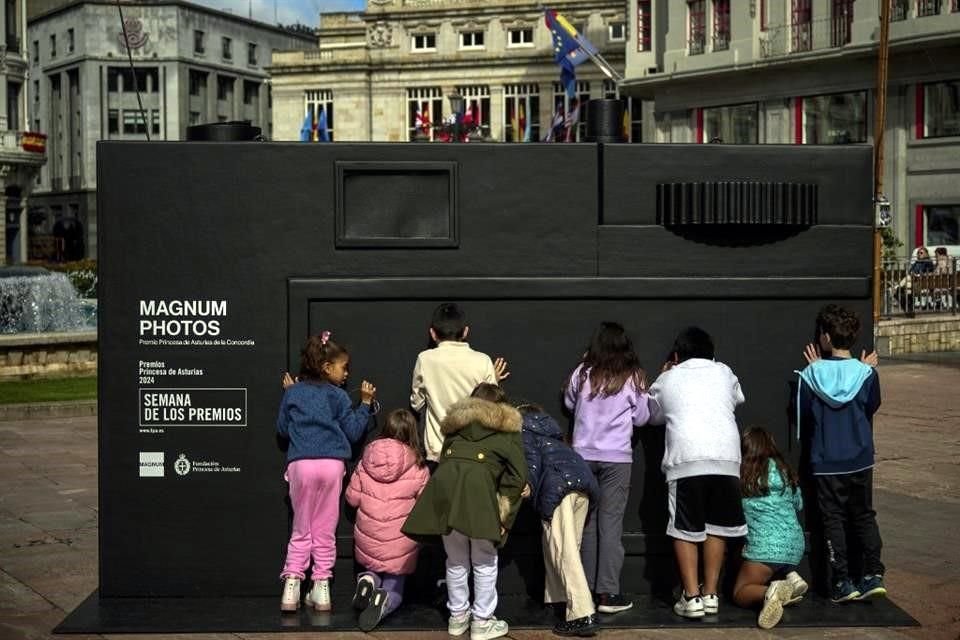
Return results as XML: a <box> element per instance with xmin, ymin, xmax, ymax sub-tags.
<box><xmin>816</xmin><ymin>304</ymin><xmax>860</xmax><ymax>350</ymax></box>
<box><xmin>299</xmin><ymin>334</ymin><xmax>348</xmax><ymax>382</ymax></box>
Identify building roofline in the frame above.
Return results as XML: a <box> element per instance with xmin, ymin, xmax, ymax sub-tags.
<box><xmin>28</xmin><ymin>0</ymin><xmax>316</xmax><ymax>41</ymax></box>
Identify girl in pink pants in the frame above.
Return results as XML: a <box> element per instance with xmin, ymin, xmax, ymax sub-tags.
<box><xmin>277</xmin><ymin>331</ymin><xmax>377</xmax><ymax>612</ymax></box>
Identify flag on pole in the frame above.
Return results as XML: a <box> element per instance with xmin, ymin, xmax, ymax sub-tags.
<box><xmin>621</xmin><ymin>103</ymin><xmax>630</xmax><ymax>142</ymax></box>
<box><xmin>564</xmin><ymin>98</ymin><xmax>580</xmax><ymax>142</ymax></box>
<box><xmin>545</xmin><ymin>8</ymin><xmax>598</xmax><ymax>98</ymax></box>
<box><xmin>544</xmin><ymin>101</ymin><xmax>565</xmax><ymax>142</ymax></box>
<box><xmin>317</xmin><ymin>107</ymin><xmax>330</xmax><ymax>142</ymax></box>
<box><xmin>299</xmin><ymin>107</ymin><xmax>312</xmax><ymax>142</ymax></box>
<box><xmin>518</xmin><ymin>98</ymin><xmax>526</xmax><ymax>142</ymax></box>
<box><xmin>523</xmin><ymin>95</ymin><xmax>533</xmax><ymax>142</ymax></box>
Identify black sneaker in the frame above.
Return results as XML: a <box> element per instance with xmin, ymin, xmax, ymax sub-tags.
<box><xmin>596</xmin><ymin>593</ymin><xmax>633</xmax><ymax>613</ymax></box>
<box><xmin>358</xmin><ymin>587</ymin><xmax>390</xmax><ymax>632</ymax></box>
<box><xmin>553</xmin><ymin>613</ymin><xmax>599</xmax><ymax>637</ymax></box>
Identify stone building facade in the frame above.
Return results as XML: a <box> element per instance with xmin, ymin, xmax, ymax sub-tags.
<box><xmin>269</xmin><ymin>0</ymin><xmax>635</xmax><ymax>144</ymax></box>
<box><xmin>26</xmin><ymin>0</ymin><xmax>313</xmax><ymax>261</ymax></box>
<box><xmin>1</xmin><ymin>0</ymin><xmax>46</xmax><ymax>265</ymax></box>
<box><xmin>622</xmin><ymin>0</ymin><xmax>960</xmax><ymax>256</ymax></box>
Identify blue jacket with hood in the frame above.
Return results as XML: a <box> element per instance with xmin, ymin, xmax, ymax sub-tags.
<box><xmin>797</xmin><ymin>357</ymin><xmax>881</xmax><ymax>475</ymax></box>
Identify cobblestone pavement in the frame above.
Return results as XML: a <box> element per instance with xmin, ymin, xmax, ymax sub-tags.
<box><xmin>1</xmin><ymin>360</ymin><xmax>957</xmax><ymax>640</ymax></box>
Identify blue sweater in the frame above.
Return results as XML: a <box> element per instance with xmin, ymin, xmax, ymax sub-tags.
<box><xmin>277</xmin><ymin>381</ymin><xmax>371</xmax><ymax>464</ymax></box>
<box><xmin>798</xmin><ymin>358</ymin><xmax>881</xmax><ymax>475</ymax></box>
<box><xmin>742</xmin><ymin>460</ymin><xmax>805</xmax><ymax>565</ymax></box>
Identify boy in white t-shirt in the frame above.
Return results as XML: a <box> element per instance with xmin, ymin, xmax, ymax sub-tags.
<box><xmin>410</xmin><ymin>303</ymin><xmax>509</xmax><ymax>469</ymax></box>
<box><xmin>647</xmin><ymin>326</ymin><xmax>747</xmax><ymax>620</ymax></box>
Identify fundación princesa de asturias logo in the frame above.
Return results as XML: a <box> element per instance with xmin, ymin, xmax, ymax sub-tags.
<box><xmin>174</xmin><ymin>453</ymin><xmax>192</xmax><ymax>476</ymax></box>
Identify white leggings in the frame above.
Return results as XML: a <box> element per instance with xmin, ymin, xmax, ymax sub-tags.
<box><xmin>442</xmin><ymin>529</ymin><xmax>499</xmax><ymax>620</ymax></box>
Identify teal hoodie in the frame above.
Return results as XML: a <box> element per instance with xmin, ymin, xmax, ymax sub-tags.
<box><xmin>796</xmin><ymin>358</ymin><xmax>881</xmax><ymax>475</ymax></box>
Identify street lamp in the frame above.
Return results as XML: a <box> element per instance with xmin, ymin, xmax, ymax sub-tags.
<box><xmin>448</xmin><ymin>93</ymin><xmax>464</xmax><ymax>142</ymax></box>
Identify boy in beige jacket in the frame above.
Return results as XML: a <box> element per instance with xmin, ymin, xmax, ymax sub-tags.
<box><xmin>410</xmin><ymin>303</ymin><xmax>509</xmax><ymax>468</ymax></box>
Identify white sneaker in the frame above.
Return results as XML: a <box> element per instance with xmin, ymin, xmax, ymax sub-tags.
<box><xmin>448</xmin><ymin>611</ymin><xmax>471</xmax><ymax>636</ymax></box>
<box><xmin>280</xmin><ymin>577</ymin><xmax>300</xmax><ymax>612</ymax></box>
<box><xmin>470</xmin><ymin>616</ymin><xmax>509</xmax><ymax>640</ymax></box>
<box><xmin>784</xmin><ymin>571</ymin><xmax>808</xmax><ymax>605</ymax></box>
<box><xmin>702</xmin><ymin>592</ymin><xmax>719</xmax><ymax>614</ymax></box>
<box><xmin>304</xmin><ymin>578</ymin><xmax>331</xmax><ymax>612</ymax></box>
<box><xmin>758</xmin><ymin>580</ymin><xmax>792</xmax><ymax>629</ymax></box>
<box><xmin>673</xmin><ymin>592</ymin><xmax>705</xmax><ymax>618</ymax></box>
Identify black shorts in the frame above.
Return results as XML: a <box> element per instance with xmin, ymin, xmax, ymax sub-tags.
<box><xmin>667</xmin><ymin>475</ymin><xmax>748</xmax><ymax>542</ymax></box>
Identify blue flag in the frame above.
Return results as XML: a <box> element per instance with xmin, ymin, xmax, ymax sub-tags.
<box><xmin>317</xmin><ymin>107</ymin><xmax>330</xmax><ymax>142</ymax></box>
<box><xmin>299</xmin><ymin>108</ymin><xmax>312</xmax><ymax>142</ymax></box>
<box><xmin>545</xmin><ymin>9</ymin><xmax>598</xmax><ymax>98</ymax></box>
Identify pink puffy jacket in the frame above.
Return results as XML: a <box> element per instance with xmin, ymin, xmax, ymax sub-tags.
<box><xmin>345</xmin><ymin>438</ymin><xmax>430</xmax><ymax>575</ymax></box>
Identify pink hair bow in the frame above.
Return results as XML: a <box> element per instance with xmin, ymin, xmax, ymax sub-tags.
<box><xmin>320</xmin><ymin>330</ymin><xmax>331</xmax><ymax>345</ymax></box>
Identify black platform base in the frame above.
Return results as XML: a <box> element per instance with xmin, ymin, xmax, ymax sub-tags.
<box><xmin>55</xmin><ymin>590</ymin><xmax>918</xmax><ymax>634</ymax></box>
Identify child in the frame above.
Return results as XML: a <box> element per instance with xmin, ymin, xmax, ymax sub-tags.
<box><xmin>733</xmin><ymin>427</ymin><xmax>808</xmax><ymax>629</ymax></box>
<box><xmin>563</xmin><ymin>321</ymin><xmax>649</xmax><ymax>613</ymax></box>
<box><xmin>518</xmin><ymin>402</ymin><xmax>601</xmax><ymax>637</ymax></box>
<box><xmin>277</xmin><ymin>331</ymin><xmax>377</xmax><ymax>613</ymax></box>
<box><xmin>797</xmin><ymin>304</ymin><xmax>884</xmax><ymax>603</ymax></box>
<box><xmin>402</xmin><ymin>383</ymin><xmax>527</xmax><ymax>640</ymax></box>
<box><xmin>646</xmin><ymin>326</ymin><xmax>747</xmax><ymax>619</ymax></box>
<box><xmin>410</xmin><ymin>303</ymin><xmax>509</xmax><ymax>468</ymax></box>
<box><xmin>345</xmin><ymin>408</ymin><xmax>430</xmax><ymax>631</ymax></box>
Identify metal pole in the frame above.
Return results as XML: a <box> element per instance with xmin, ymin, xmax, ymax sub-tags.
<box><xmin>872</xmin><ymin>0</ymin><xmax>890</xmax><ymax>327</ymax></box>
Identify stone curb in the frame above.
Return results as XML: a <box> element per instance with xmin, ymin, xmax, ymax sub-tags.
<box><xmin>0</xmin><ymin>400</ymin><xmax>98</xmax><ymax>421</ymax></box>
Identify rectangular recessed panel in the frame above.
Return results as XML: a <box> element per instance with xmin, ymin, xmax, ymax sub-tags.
<box><xmin>336</xmin><ymin>161</ymin><xmax>458</xmax><ymax>247</ymax></box>
<box><xmin>656</xmin><ymin>181</ymin><xmax>818</xmax><ymax>225</ymax></box>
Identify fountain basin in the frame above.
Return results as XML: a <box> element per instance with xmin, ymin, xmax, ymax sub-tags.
<box><xmin>0</xmin><ymin>330</ymin><xmax>98</xmax><ymax>380</ymax></box>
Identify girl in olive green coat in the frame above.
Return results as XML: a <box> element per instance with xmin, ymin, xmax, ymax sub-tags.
<box><xmin>402</xmin><ymin>383</ymin><xmax>527</xmax><ymax>640</ymax></box>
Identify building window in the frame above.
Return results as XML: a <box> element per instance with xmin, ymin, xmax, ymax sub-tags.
<box><xmin>304</xmin><ymin>89</ymin><xmax>334</xmax><ymax>141</ymax></box>
<box><xmin>407</xmin><ymin>87</ymin><xmax>442</xmax><ymax>140</ymax></box>
<box><xmin>108</xmin><ymin>109</ymin><xmax>119</xmax><ymax>135</ymax></box>
<box><xmin>507</xmin><ymin>27</ymin><xmax>534</xmax><ymax>47</ymax></box>
<box><xmin>189</xmin><ymin>111</ymin><xmax>201</xmax><ymax>126</ymax></box>
<box><xmin>920</xmin><ymin>80</ymin><xmax>960</xmax><ymax>138</ymax></box>
<box><xmin>246</xmin><ymin>43</ymin><xmax>258</xmax><ymax>66</ymax></box>
<box><xmin>7</xmin><ymin>81</ymin><xmax>20</xmax><ymax>130</ymax></box>
<box><xmin>217</xmin><ymin>76</ymin><xmax>234</xmax><ymax>101</ymax></box>
<box><xmin>637</xmin><ymin>0</ymin><xmax>652</xmax><ymax>51</ymax></box>
<box><xmin>608</xmin><ymin>22</ymin><xmax>626</xmax><ymax>42</ymax></box>
<box><xmin>713</xmin><ymin>0</ymin><xmax>730</xmax><ymax>51</ymax></box>
<box><xmin>411</xmin><ymin>33</ymin><xmax>437</xmax><ymax>52</ymax></box>
<box><xmin>917</xmin><ymin>0</ymin><xmax>942</xmax><ymax>16</ymax></box>
<box><xmin>552</xmin><ymin>81</ymin><xmax>590</xmax><ymax>141</ymax></box>
<box><xmin>456</xmin><ymin>85</ymin><xmax>491</xmax><ymax>137</ymax></box>
<box><xmin>688</xmin><ymin>1</ymin><xmax>706</xmax><ymax>55</ymax></box>
<box><xmin>50</xmin><ymin>34</ymin><xmax>56</xmax><ymax>58</ymax></box>
<box><xmin>891</xmin><ymin>0</ymin><xmax>910</xmax><ymax>20</ymax></box>
<box><xmin>702</xmin><ymin>103</ymin><xmax>758</xmax><ymax>143</ymax></box>
<box><xmin>243</xmin><ymin>80</ymin><xmax>259</xmax><ymax>106</ymax></box>
<box><xmin>792</xmin><ymin>0</ymin><xmax>812</xmax><ymax>52</ymax></box>
<box><xmin>459</xmin><ymin>30</ymin><xmax>484</xmax><ymax>49</ymax></box>
<box><xmin>121</xmin><ymin>109</ymin><xmax>159</xmax><ymax>135</ymax></box>
<box><xmin>222</xmin><ymin>37</ymin><xmax>232</xmax><ymax>60</ymax></box>
<box><xmin>504</xmin><ymin>83</ymin><xmax>540</xmax><ymax>142</ymax></box>
<box><xmin>831</xmin><ymin>0</ymin><xmax>853</xmax><ymax>47</ymax></box>
<box><xmin>194</xmin><ymin>30</ymin><xmax>205</xmax><ymax>54</ymax></box>
<box><xmin>189</xmin><ymin>69</ymin><xmax>206</xmax><ymax>96</ymax></box>
<box><xmin>32</xmin><ymin>40</ymin><xmax>38</xmax><ymax>63</ymax></box>
<box><xmin>800</xmin><ymin>91</ymin><xmax>867</xmax><ymax>144</ymax></box>
<box><xmin>107</xmin><ymin>67</ymin><xmax>159</xmax><ymax>93</ymax></box>
<box><xmin>920</xmin><ymin>205</ymin><xmax>960</xmax><ymax>247</ymax></box>
<box><xmin>760</xmin><ymin>0</ymin><xmax>768</xmax><ymax>30</ymax></box>
<box><xmin>67</xmin><ymin>28</ymin><xmax>74</xmax><ymax>53</ymax></box>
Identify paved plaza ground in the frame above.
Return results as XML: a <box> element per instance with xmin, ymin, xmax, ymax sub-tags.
<box><xmin>1</xmin><ymin>358</ymin><xmax>958</xmax><ymax>640</ymax></box>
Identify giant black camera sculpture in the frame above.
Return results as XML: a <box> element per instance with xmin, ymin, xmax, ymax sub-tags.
<box><xmin>75</xmin><ymin>141</ymin><xmax>881</xmax><ymax>631</ymax></box>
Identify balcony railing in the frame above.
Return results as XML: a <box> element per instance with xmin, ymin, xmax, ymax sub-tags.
<box><xmin>688</xmin><ymin>35</ymin><xmax>706</xmax><ymax>55</ymax></box>
<box><xmin>759</xmin><ymin>14</ymin><xmax>853</xmax><ymax>59</ymax></box>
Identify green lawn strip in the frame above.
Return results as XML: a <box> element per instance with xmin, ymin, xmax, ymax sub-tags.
<box><xmin>0</xmin><ymin>376</ymin><xmax>98</xmax><ymax>404</ymax></box>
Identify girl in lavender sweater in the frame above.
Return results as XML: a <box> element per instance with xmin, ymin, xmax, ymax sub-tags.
<box><xmin>564</xmin><ymin>322</ymin><xmax>649</xmax><ymax>613</ymax></box>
